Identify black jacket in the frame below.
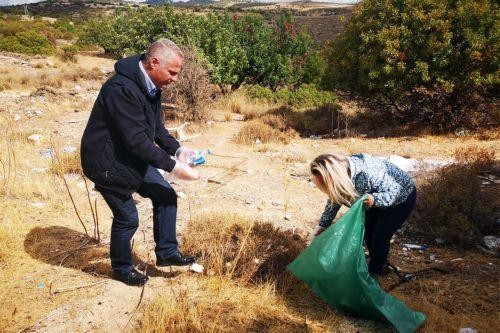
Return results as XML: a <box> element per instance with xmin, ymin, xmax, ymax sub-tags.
<box><xmin>80</xmin><ymin>55</ymin><xmax>179</xmax><ymax>195</ymax></box>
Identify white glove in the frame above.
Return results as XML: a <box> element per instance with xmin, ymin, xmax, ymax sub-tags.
<box><xmin>170</xmin><ymin>161</ymin><xmax>200</xmax><ymax>181</ymax></box>
<box><xmin>312</xmin><ymin>225</ymin><xmax>326</xmax><ymax>237</ymax></box>
<box><xmin>175</xmin><ymin>147</ymin><xmax>197</xmax><ymax>164</ymax></box>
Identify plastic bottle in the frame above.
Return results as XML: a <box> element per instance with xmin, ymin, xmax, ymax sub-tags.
<box><xmin>188</xmin><ymin>149</ymin><xmax>211</xmax><ymax>166</ymax></box>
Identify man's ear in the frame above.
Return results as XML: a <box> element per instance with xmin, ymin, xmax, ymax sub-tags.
<box><xmin>150</xmin><ymin>57</ymin><xmax>160</xmax><ymax>69</ymax></box>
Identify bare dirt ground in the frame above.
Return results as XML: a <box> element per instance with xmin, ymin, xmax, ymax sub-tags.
<box><xmin>0</xmin><ymin>53</ymin><xmax>499</xmax><ymax>332</ymax></box>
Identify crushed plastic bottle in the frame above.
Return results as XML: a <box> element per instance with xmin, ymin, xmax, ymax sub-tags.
<box><xmin>188</xmin><ymin>149</ymin><xmax>211</xmax><ymax>166</ymax></box>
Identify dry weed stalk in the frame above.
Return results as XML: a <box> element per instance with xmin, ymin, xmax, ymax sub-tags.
<box><xmin>50</xmin><ymin>142</ymin><xmax>101</xmax><ymax>242</ymax></box>
<box><xmin>0</xmin><ymin>116</ymin><xmax>17</xmax><ymax>196</ymax></box>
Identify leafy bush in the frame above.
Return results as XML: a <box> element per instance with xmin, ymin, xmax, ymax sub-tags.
<box><xmin>78</xmin><ymin>5</ymin><xmax>321</xmax><ymax>90</ymax></box>
<box><xmin>409</xmin><ymin>147</ymin><xmax>497</xmax><ymax>247</ymax></box>
<box><xmin>0</xmin><ymin>16</ymin><xmax>76</xmax><ymax>56</ymax></box>
<box><xmin>326</xmin><ymin>0</ymin><xmax>499</xmax><ymax>130</ymax></box>
<box><xmin>244</xmin><ymin>84</ymin><xmax>336</xmax><ymax>108</ymax></box>
<box><xmin>0</xmin><ymin>31</ymin><xmax>54</xmax><ymax>55</ymax></box>
<box><xmin>59</xmin><ymin>45</ymin><xmax>79</xmax><ymax>63</ymax></box>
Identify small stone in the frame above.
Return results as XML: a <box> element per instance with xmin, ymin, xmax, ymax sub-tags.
<box><xmin>28</xmin><ymin>134</ymin><xmax>44</xmax><ymax>145</ymax></box>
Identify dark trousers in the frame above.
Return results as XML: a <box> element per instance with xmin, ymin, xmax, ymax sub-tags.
<box><xmin>364</xmin><ymin>188</ymin><xmax>417</xmax><ymax>275</ymax></box>
<box><xmin>100</xmin><ymin>166</ymin><xmax>178</xmax><ymax>273</ymax></box>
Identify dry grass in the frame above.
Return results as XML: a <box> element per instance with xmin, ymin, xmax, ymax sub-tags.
<box><xmin>235</xmin><ymin>119</ymin><xmax>297</xmax><ymax>145</ymax></box>
<box><xmin>49</xmin><ymin>149</ymin><xmax>82</xmax><ymax>177</ymax></box>
<box><xmin>0</xmin><ymin>224</ymin><xmax>14</xmax><ymax>263</ymax></box>
<box><xmin>140</xmin><ymin>276</ymin><xmax>314</xmax><ymax>333</ymax></box>
<box><xmin>218</xmin><ymin>91</ymin><xmax>272</xmax><ymax>120</ymax></box>
<box><xmin>408</xmin><ymin>147</ymin><xmax>497</xmax><ymax>247</ymax></box>
<box><xmin>183</xmin><ymin>212</ymin><xmax>306</xmax><ymax>286</ymax></box>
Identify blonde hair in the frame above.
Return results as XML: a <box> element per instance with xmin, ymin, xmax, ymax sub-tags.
<box><xmin>310</xmin><ymin>153</ymin><xmax>359</xmax><ymax>206</ymax></box>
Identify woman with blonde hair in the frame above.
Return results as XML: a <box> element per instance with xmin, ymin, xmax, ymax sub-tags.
<box><xmin>309</xmin><ymin>153</ymin><xmax>417</xmax><ymax>277</ymax></box>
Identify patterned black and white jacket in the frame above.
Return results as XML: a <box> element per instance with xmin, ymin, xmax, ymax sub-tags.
<box><xmin>318</xmin><ymin>154</ymin><xmax>416</xmax><ymax>229</ymax></box>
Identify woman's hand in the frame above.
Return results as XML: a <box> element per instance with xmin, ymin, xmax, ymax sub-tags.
<box><xmin>363</xmin><ymin>194</ymin><xmax>375</xmax><ymax>208</ymax></box>
<box><xmin>171</xmin><ymin>161</ymin><xmax>200</xmax><ymax>181</ymax></box>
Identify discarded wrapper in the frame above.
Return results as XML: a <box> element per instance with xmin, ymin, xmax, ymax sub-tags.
<box><xmin>190</xmin><ymin>263</ymin><xmax>204</xmax><ymax>274</ymax></box>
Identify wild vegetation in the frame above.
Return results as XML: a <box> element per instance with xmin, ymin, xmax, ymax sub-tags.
<box><xmin>0</xmin><ymin>1</ymin><xmax>498</xmax><ymax>332</ymax></box>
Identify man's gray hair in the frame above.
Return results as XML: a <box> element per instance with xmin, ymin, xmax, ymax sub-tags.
<box><xmin>144</xmin><ymin>38</ymin><xmax>183</xmax><ymax>62</ymax></box>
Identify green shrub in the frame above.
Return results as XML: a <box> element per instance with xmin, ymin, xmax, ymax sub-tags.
<box><xmin>244</xmin><ymin>84</ymin><xmax>336</xmax><ymax>108</ymax></box>
<box><xmin>59</xmin><ymin>45</ymin><xmax>79</xmax><ymax>63</ymax></box>
<box><xmin>0</xmin><ymin>31</ymin><xmax>54</xmax><ymax>55</ymax></box>
<box><xmin>326</xmin><ymin>0</ymin><xmax>499</xmax><ymax>130</ymax></box>
<box><xmin>78</xmin><ymin>5</ymin><xmax>321</xmax><ymax>90</ymax></box>
<box><xmin>409</xmin><ymin>147</ymin><xmax>497</xmax><ymax>247</ymax></box>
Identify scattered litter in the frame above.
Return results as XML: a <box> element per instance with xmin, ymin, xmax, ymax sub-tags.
<box><xmin>245</xmin><ymin>199</ymin><xmax>253</xmax><ymax>205</ymax></box>
<box><xmin>429</xmin><ymin>254</ymin><xmax>436</xmax><ymax>261</ymax></box>
<box><xmin>177</xmin><ymin>191</ymin><xmax>186</xmax><ymax>199</ymax></box>
<box><xmin>482</xmin><ymin>236</ymin><xmax>500</xmax><ymax>252</ymax></box>
<box><xmin>284</xmin><ymin>214</ymin><xmax>291</xmax><ymax>221</ymax></box>
<box><xmin>28</xmin><ymin>134</ymin><xmax>44</xmax><ymax>145</ymax></box>
<box><xmin>286</xmin><ymin>227</ymin><xmax>297</xmax><ymax>235</ymax></box>
<box><xmin>403</xmin><ymin>243</ymin><xmax>428</xmax><ymax>251</ymax></box>
<box><xmin>459</xmin><ymin>328</ymin><xmax>477</xmax><ymax>333</ymax></box>
<box><xmin>32</xmin><ymin>167</ymin><xmax>48</xmax><ymax>173</ymax></box>
<box><xmin>61</xmin><ymin>146</ymin><xmax>77</xmax><ymax>154</ymax></box>
<box><xmin>255</xmin><ymin>138</ymin><xmax>261</xmax><ymax>145</ymax></box>
<box><xmin>31</xmin><ymin>202</ymin><xmax>46</xmax><ymax>208</ymax></box>
<box><xmin>309</xmin><ymin>135</ymin><xmax>322</xmax><ymax>140</ymax></box>
<box><xmin>451</xmin><ymin>258</ymin><xmax>464</xmax><ymax>262</ymax></box>
<box><xmin>40</xmin><ymin>148</ymin><xmax>55</xmax><ymax>158</ymax></box>
<box><xmin>190</xmin><ymin>263</ymin><xmax>204</xmax><ymax>274</ymax></box>
<box><xmin>13</xmin><ymin>114</ymin><xmax>21</xmax><ymax>121</ymax></box>
<box><xmin>37</xmin><ymin>281</ymin><xmax>44</xmax><ymax>289</ymax></box>
<box><xmin>435</xmin><ymin>238</ymin><xmax>446</xmax><ymax>245</ymax></box>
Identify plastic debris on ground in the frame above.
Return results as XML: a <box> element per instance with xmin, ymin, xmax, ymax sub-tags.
<box><xmin>288</xmin><ymin>196</ymin><xmax>426</xmax><ymax>333</ymax></box>
<box><xmin>403</xmin><ymin>244</ymin><xmax>428</xmax><ymax>251</ymax></box>
<box><xmin>190</xmin><ymin>263</ymin><xmax>204</xmax><ymax>273</ymax></box>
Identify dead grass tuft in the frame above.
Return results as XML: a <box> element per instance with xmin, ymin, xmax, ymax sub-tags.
<box><xmin>235</xmin><ymin>119</ymin><xmax>297</xmax><ymax>145</ymax></box>
<box><xmin>409</xmin><ymin>147</ymin><xmax>498</xmax><ymax>247</ymax></box>
<box><xmin>49</xmin><ymin>149</ymin><xmax>82</xmax><ymax>177</ymax></box>
<box><xmin>183</xmin><ymin>212</ymin><xmax>306</xmax><ymax>286</ymax></box>
<box><xmin>140</xmin><ymin>276</ymin><xmax>319</xmax><ymax>333</ymax></box>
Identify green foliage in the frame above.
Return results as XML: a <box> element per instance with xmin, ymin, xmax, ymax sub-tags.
<box><xmin>0</xmin><ymin>16</ymin><xmax>75</xmax><ymax>56</ymax></box>
<box><xmin>326</xmin><ymin>0</ymin><xmax>499</xmax><ymax>129</ymax></box>
<box><xmin>244</xmin><ymin>84</ymin><xmax>336</xmax><ymax>108</ymax></box>
<box><xmin>78</xmin><ymin>5</ymin><xmax>322</xmax><ymax>89</ymax></box>
<box><xmin>59</xmin><ymin>44</ymin><xmax>79</xmax><ymax>63</ymax></box>
<box><xmin>0</xmin><ymin>31</ymin><xmax>54</xmax><ymax>55</ymax></box>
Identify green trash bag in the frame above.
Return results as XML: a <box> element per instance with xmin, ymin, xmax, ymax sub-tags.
<box><xmin>288</xmin><ymin>196</ymin><xmax>426</xmax><ymax>333</ymax></box>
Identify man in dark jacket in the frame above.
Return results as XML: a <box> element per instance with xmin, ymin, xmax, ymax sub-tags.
<box><xmin>81</xmin><ymin>39</ymin><xmax>199</xmax><ymax>286</ymax></box>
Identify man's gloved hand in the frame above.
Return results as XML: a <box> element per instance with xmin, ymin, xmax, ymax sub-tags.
<box><xmin>175</xmin><ymin>147</ymin><xmax>197</xmax><ymax>164</ymax></box>
<box><xmin>312</xmin><ymin>225</ymin><xmax>326</xmax><ymax>237</ymax></box>
<box><xmin>170</xmin><ymin>161</ymin><xmax>200</xmax><ymax>181</ymax></box>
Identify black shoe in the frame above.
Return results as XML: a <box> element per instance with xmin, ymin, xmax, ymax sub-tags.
<box><xmin>156</xmin><ymin>251</ymin><xmax>197</xmax><ymax>267</ymax></box>
<box><xmin>112</xmin><ymin>268</ymin><xmax>148</xmax><ymax>286</ymax></box>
